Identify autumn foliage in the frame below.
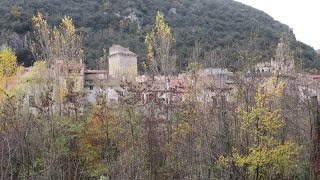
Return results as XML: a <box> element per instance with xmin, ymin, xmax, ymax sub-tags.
<box><xmin>0</xmin><ymin>12</ymin><xmax>316</xmax><ymax>180</ymax></box>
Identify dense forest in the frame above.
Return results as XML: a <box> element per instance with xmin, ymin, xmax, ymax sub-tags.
<box><xmin>0</xmin><ymin>0</ymin><xmax>319</xmax><ymax>71</ymax></box>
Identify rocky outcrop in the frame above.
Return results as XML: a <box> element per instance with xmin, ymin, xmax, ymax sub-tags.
<box><xmin>169</xmin><ymin>8</ymin><xmax>177</xmax><ymax>15</ymax></box>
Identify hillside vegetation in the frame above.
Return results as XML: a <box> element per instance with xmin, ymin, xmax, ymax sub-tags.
<box><xmin>0</xmin><ymin>0</ymin><xmax>319</xmax><ymax>70</ymax></box>
<box><xmin>0</xmin><ymin>3</ymin><xmax>319</xmax><ymax>179</ymax></box>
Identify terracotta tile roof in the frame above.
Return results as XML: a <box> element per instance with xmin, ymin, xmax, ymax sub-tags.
<box><xmin>307</xmin><ymin>75</ymin><xmax>320</xmax><ymax>79</ymax></box>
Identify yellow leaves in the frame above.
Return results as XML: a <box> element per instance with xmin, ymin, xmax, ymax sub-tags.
<box><xmin>263</xmin><ymin>73</ymin><xmax>285</xmax><ymax>100</ymax></box>
<box><xmin>145</xmin><ymin>36</ymin><xmax>155</xmax><ymax>59</ymax></box>
<box><xmin>12</xmin><ymin>61</ymin><xmax>48</xmax><ymax>98</ymax></box>
<box><xmin>53</xmin><ymin>27</ymin><xmax>63</xmax><ymax>43</ymax></box>
<box><xmin>32</xmin><ymin>12</ymin><xmax>83</xmax><ymax>64</ymax></box>
<box><xmin>0</xmin><ymin>48</ymin><xmax>22</xmax><ymax>99</ymax></box>
<box><xmin>255</xmin><ymin>85</ymin><xmax>268</xmax><ymax>108</ymax></box>
<box><xmin>59</xmin><ymin>85</ymin><xmax>68</xmax><ymax>101</ymax></box>
<box><xmin>235</xmin><ymin>145</ymin><xmax>270</xmax><ymax>174</ymax></box>
<box><xmin>0</xmin><ymin>48</ymin><xmax>18</xmax><ymax>77</ymax></box>
<box><xmin>60</xmin><ymin>16</ymin><xmax>76</xmax><ymax>34</ymax></box>
<box><xmin>217</xmin><ymin>155</ymin><xmax>232</xmax><ymax>169</ymax></box>
<box><xmin>144</xmin><ymin>11</ymin><xmax>175</xmax><ymax>74</ymax></box>
<box><xmin>154</xmin><ymin>11</ymin><xmax>174</xmax><ymax>40</ymax></box>
<box><xmin>21</xmin><ymin>61</ymin><xmax>47</xmax><ymax>84</ymax></box>
<box><xmin>144</xmin><ymin>11</ymin><xmax>174</xmax><ymax>47</ymax></box>
<box><xmin>32</xmin><ymin>12</ymin><xmax>48</xmax><ymax>28</ymax></box>
<box><xmin>10</xmin><ymin>6</ymin><xmax>22</xmax><ymax>18</ymax></box>
<box><xmin>186</xmin><ymin>61</ymin><xmax>203</xmax><ymax>75</ymax></box>
<box><xmin>33</xmin><ymin>13</ymin><xmax>76</xmax><ymax>35</ymax></box>
<box><xmin>78</xmin><ymin>102</ymin><xmax>118</xmax><ymax>176</ymax></box>
<box><xmin>239</xmin><ymin>79</ymin><xmax>285</xmax><ymax>137</ymax></box>
<box><xmin>233</xmin><ymin>142</ymin><xmax>301</xmax><ymax>176</ymax></box>
<box><xmin>171</xmin><ymin>121</ymin><xmax>193</xmax><ymax>142</ymax></box>
<box><xmin>145</xmin><ymin>11</ymin><xmax>173</xmax><ymax>44</ymax></box>
<box><xmin>233</xmin><ymin>76</ymin><xmax>301</xmax><ymax>178</ymax></box>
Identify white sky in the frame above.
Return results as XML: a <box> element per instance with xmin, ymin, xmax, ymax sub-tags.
<box><xmin>235</xmin><ymin>0</ymin><xmax>320</xmax><ymax>50</ymax></box>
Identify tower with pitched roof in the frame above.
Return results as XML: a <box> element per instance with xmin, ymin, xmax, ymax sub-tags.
<box><xmin>108</xmin><ymin>45</ymin><xmax>138</xmax><ymax>80</ymax></box>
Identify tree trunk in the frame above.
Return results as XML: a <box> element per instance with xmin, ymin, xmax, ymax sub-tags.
<box><xmin>310</xmin><ymin>96</ymin><xmax>320</xmax><ymax>179</ymax></box>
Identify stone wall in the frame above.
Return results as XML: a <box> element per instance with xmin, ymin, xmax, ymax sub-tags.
<box><xmin>108</xmin><ymin>45</ymin><xmax>138</xmax><ymax>80</ymax></box>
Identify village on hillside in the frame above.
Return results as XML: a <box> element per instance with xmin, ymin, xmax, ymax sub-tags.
<box><xmin>1</xmin><ymin>9</ymin><xmax>320</xmax><ymax>180</ymax></box>
<box><xmin>17</xmin><ymin>41</ymin><xmax>320</xmax><ymax>113</ymax></box>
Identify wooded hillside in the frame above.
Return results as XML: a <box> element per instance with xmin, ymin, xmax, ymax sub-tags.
<box><xmin>0</xmin><ymin>8</ymin><xmax>319</xmax><ymax>179</ymax></box>
<box><xmin>0</xmin><ymin>0</ymin><xmax>319</xmax><ymax>70</ymax></box>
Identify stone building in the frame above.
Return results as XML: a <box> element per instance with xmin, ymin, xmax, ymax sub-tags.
<box><xmin>83</xmin><ymin>69</ymin><xmax>119</xmax><ymax>104</ymax></box>
<box><xmin>25</xmin><ymin>44</ymin><xmax>138</xmax><ymax>108</ymax></box>
<box><xmin>108</xmin><ymin>44</ymin><xmax>138</xmax><ymax>80</ymax></box>
<box><xmin>83</xmin><ymin>45</ymin><xmax>137</xmax><ymax>103</ymax></box>
<box><xmin>255</xmin><ymin>62</ymin><xmax>271</xmax><ymax>73</ymax></box>
<box><xmin>271</xmin><ymin>42</ymin><xmax>295</xmax><ymax>74</ymax></box>
<box><xmin>254</xmin><ymin>41</ymin><xmax>295</xmax><ymax>75</ymax></box>
<box><xmin>51</xmin><ymin>59</ymin><xmax>86</xmax><ymax>95</ymax></box>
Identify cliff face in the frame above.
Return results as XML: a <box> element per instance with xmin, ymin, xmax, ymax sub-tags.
<box><xmin>0</xmin><ymin>0</ymin><xmax>319</xmax><ymax>70</ymax></box>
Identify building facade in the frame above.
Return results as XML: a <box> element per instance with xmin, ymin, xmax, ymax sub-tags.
<box><xmin>33</xmin><ymin>44</ymin><xmax>138</xmax><ymax>107</ymax></box>
<box><xmin>254</xmin><ymin>42</ymin><xmax>295</xmax><ymax>75</ymax></box>
<box><xmin>108</xmin><ymin>45</ymin><xmax>138</xmax><ymax>80</ymax></box>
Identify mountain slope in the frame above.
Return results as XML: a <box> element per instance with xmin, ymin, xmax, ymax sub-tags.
<box><xmin>0</xmin><ymin>0</ymin><xmax>319</xmax><ymax>70</ymax></box>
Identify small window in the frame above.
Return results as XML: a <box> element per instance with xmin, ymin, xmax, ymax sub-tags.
<box><xmin>29</xmin><ymin>95</ymin><xmax>36</xmax><ymax>107</ymax></box>
<box><xmin>212</xmin><ymin>97</ymin><xmax>218</xmax><ymax>107</ymax></box>
<box><xmin>70</xmin><ymin>96</ymin><xmax>76</xmax><ymax>103</ymax></box>
<box><xmin>89</xmin><ymin>86</ymin><xmax>94</xmax><ymax>91</ymax></box>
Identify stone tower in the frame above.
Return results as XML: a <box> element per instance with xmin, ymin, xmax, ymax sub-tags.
<box><xmin>271</xmin><ymin>41</ymin><xmax>295</xmax><ymax>74</ymax></box>
<box><xmin>108</xmin><ymin>45</ymin><xmax>138</xmax><ymax>80</ymax></box>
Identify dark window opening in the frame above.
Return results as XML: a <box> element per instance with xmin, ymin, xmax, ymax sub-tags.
<box><xmin>70</xmin><ymin>96</ymin><xmax>76</xmax><ymax>103</ymax></box>
<box><xmin>29</xmin><ymin>95</ymin><xmax>36</xmax><ymax>107</ymax></box>
<box><xmin>90</xmin><ymin>86</ymin><xmax>94</xmax><ymax>90</ymax></box>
